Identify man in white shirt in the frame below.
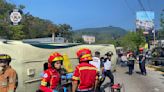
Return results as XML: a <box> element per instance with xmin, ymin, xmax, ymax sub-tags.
<box><xmin>89</xmin><ymin>51</ymin><xmax>104</xmax><ymax>91</ymax></box>
<box><xmin>121</xmin><ymin>53</ymin><xmax>128</xmax><ymax>66</ymax></box>
<box><xmin>89</xmin><ymin>51</ymin><xmax>101</xmax><ymax>72</ymax></box>
<box><xmin>103</xmin><ymin>51</ymin><xmax>114</xmax><ymax>85</ymax></box>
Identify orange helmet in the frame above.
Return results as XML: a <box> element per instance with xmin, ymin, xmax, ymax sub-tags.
<box><xmin>48</xmin><ymin>52</ymin><xmax>63</xmax><ymax>64</ymax></box>
<box><xmin>76</xmin><ymin>48</ymin><xmax>92</xmax><ymax>62</ymax></box>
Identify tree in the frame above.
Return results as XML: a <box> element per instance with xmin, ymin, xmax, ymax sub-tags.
<box><xmin>119</xmin><ymin>31</ymin><xmax>146</xmax><ymax>51</ymax></box>
<box><xmin>0</xmin><ymin>0</ymin><xmax>73</xmax><ymax>41</ymax></box>
<box><xmin>58</xmin><ymin>24</ymin><xmax>72</xmax><ymax>42</ymax></box>
<box><xmin>48</xmin><ymin>23</ymin><xmax>59</xmax><ymax>42</ymax></box>
<box><xmin>0</xmin><ymin>0</ymin><xmax>16</xmax><ymax>39</ymax></box>
<box><xmin>9</xmin><ymin>25</ymin><xmax>25</xmax><ymax>40</ymax></box>
<box><xmin>159</xmin><ymin>9</ymin><xmax>164</xmax><ymax>39</ymax></box>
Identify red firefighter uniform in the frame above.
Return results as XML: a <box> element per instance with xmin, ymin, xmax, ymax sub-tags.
<box><xmin>39</xmin><ymin>52</ymin><xmax>63</xmax><ymax>92</ymax></box>
<box><xmin>39</xmin><ymin>68</ymin><xmax>60</xmax><ymax>92</ymax></box>
<box><xmin>72</xmin><ymin>48</ymin><xmax>98</xmax><ymax>91</ymax></box>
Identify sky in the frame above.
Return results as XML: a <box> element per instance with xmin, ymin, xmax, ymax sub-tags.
<box><xmin>7</xmin><ymin>0</ymin><xmax>164</xmax><ymax>30</ymax></box>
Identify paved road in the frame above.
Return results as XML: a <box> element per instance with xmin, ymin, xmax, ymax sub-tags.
<box><xmin>102</xmin><ymin>64</ymin><xmax>164</xmax><ymax>92</ymax></box>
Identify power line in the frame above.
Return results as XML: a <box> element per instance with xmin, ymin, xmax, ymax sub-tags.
<box><xmin>137</xmin><ymin>0</ymin><xmax>152</xmax><ymax>21</ymax></box>
<box><xmin>147</xmin><ymin>0</ymin><xmax>152</xmax><ymax>11</ymax></box>
<box><xmin>123</xmin><ymin>0</ymin><xmax>135</xmax><ymax>15</ymax></box>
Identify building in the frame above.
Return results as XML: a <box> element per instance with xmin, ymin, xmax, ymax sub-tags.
<box><xmin>82</xmin><ymin>35</ymin><xmax>95</xmax><ymax>44</ymax></box>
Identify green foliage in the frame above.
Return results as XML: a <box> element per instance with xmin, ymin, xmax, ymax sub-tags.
<box><xmin>159</xmin><ymin>9</ymin><xmax>164</xmax><ymax>39</ymax></box>
<box><xmin>119</xmin><ymin>31</ymin><xmax>146</xmax><ymax>51</ymax></box>
<box><xmin>73</xmin><ymin>26</ymin><xmax>127</xmax><ymax>44</ymax></box>
<box><xmin>9</xmin><ymin>25</ymin><xmax>25</xmax><ymax>40</ymax></box>
<box><xmin>0</xmin><ymin>0</ymin><xmax>72</xmax><ymax>41</ymax></box>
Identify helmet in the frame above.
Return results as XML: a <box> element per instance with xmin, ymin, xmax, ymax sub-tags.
<box><xmin>139</xmin><ymin>48</ymin><xmax>144</xmax><ymax>51</ymax></box>
<box><xmin>105</xmin><ymin>51</ymin><xmax>113</xmax><ymax>56</ymax></box>
<box><xmin>76</xmin><ymin>48</ymin><xmax>92</xmax><ymax>62</ymax></box>
<box><xmin>129</xmin><ymin>52</ymin><xmax>133</xmax><ymax>55</ymax></box>
<box><xmin>0</xmin><ymin>54</ymin><xmax>11</xmax><ymax>63</ymax></box>
<box><xmin>48</xmin><ymin>52</ymin><xmax>63</xmax><ymax>64</ymax></box>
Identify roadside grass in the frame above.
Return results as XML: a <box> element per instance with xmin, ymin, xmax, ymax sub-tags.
<box><xmin>147</xmin><ymin>65</ymin><xmax>164</xmax><ymax>75</ymax></box>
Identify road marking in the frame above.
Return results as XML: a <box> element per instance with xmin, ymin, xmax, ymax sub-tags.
<box><xmin>153</xmin><ymin>88</ymin><xmax>160</xmax><ymax>92</ymax></box>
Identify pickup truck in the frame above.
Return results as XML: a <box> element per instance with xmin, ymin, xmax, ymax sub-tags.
<box><xmin>151</xmin><ymin>47</ymin><xmax>164</xmax><ymax>66</ymax></box>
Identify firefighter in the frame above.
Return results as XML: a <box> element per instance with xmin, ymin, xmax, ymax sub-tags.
<box><xmin>137</xmin><ymin>48</ymin><xmax>147</xmax><ymax>75</ymax></box>
<box><xmin>39</xmin><ymin>52</ymin><xmax>64</xmax><ymax>92</ymax></box>
<box><xmin>127</xmin><ymin>52</ymin><xmax>135</xmax><ymax>75</ymax></box>
<box><xmin>72</xmin><ymin>48</ymin><xmax>98</xmax><ymax>92</ymax></box>
<box><xmin>0</xmin><ymin>54</ymin><xmax>17</xmax><ymax>92</ymax></box>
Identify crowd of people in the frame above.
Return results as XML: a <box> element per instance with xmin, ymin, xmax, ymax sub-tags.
<box><xmin>0</xmin><ymin>48</ymin><xmax>115</xmax><ymax>92</ymax></box>
<box><xmin>119</xmin><ymin>48</ymin><xmax>147</xmax><ymax>76</ymax></box>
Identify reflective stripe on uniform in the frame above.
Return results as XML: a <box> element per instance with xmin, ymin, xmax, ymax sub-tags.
<box><xmin>0</xmin><ymin>81</ymin><xmax>8</xmax><ymax>87</ymax></box>
<box><xmin>9</xmin><ymin>77</ymin><xmax>15</xmax><ymax>83</ymax></box>
<box><xmin>0</xmin><ymin>55</ymin><xmax>10</xmax><ymax>59</ymax></box>
<box><xmin>52</xmin><ymin>57</ymin><xmax>63</xmax><ymax>62</ymax></box>
<box><xmin>41</xmin><ymin>81</ymin><xmax>47</xmax><ymax>86</ymax></box>
<box><xmin>79</xmin><ymin>66</ymin><xmax>98</xmax><ymax>71</ymax></box>
<box><xmin>81</xmin><ymin>54</ymin><xmax>91</xmax><ymax>58</ymax></box>
<box><xmin>77</xmin><ymin>88</ymin><xmax>93</xmax><ymax>91</ymax></box>
<box><xmin>72</xmin><ymin>76</ymin><xmax>79</xmax><ymax>80</ymax></box>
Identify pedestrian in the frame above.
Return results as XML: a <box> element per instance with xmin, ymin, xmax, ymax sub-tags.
<box><xmin>0</xmin><ymin>54</ymin><xmax>17</xmax><ymax>92</ymax></box>
<box><xmin>89</xmin><ymin>51</ymin><xmax>101</xmax><ymax>72</ymax></box>
<box><xmin>89</xmin><ymin>51</ymin><xmax>104</xmax><ymax>92</ymax></box>
<box><xmin>39</xmin><ymin>52</ymin><xmax>64</xmax><ymax>92</ymax></box>
<box><xmin>137</xmin><ymin>48</ymin><xmax>147</xmax><ymax>75</ymax></box>
<box><xmin>127</xmin><ymin>52</ymin><xmax>135</xmax><ymax>75</ymax></box>
<box><xmin>72</xmin><ymin>48</ymin><xmax>98</xmax><ymax>92</ymax></box>
<box><xmin>103</xmin><ymin>51</ymin><xmax>114</xmax><ymax>86</ymax></box>
<box><xmin>121</xmin><ymin>53</ymin><xmax>128</xmax><ymax>67</ymax></box>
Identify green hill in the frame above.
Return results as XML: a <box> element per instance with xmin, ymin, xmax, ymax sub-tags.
<box><xmin>73</xmin><ymin>26</ymin><xmax>128</xmax><ymax>43</ymax></box>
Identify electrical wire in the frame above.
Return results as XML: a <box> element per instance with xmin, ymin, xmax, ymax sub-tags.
<box><xmin>137</xmin><ymin>0</ymin><xmax>152</xmax><ymax>21</ymax></box>
<box><xmin>147</xmin><ymin>0</ymin><xmax>152</xmax><ymax>11</ymax></box>
<box><xmin>123</xmin><ymin>0</ymin><xmax>135</xmax><ymax>15</ymax></box>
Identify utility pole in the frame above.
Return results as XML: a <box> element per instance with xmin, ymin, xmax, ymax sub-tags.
<box><xmin>152</xmin><ymin>29</ymin><xmax>156</xmax><ymax>47</ymax></box>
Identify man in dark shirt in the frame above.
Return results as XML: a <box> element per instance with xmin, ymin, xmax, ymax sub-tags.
<box><xmin>137</xmin><ymin>48</ymin><xmax>147</xmax><ymax>75</ymax></box>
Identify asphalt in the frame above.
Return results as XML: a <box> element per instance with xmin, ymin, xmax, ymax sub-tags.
<box><xmin>102</xmin><ymin>64</ymin><xmax>164</xmax><ymax>92</ymax></box>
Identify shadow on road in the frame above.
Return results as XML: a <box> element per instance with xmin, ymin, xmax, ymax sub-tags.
<box><xmin>136</xmin><ymin>71</ymin><xmax>142</xmax><ymax>75</ymax></box>
<box><xmin>125</xmin><ymin>71</ymin><xmax>129</xmax><ymax>75</ymax></box>
<box><xmin>102</xmin><ymin>82</ymin><xmax>112</xmax><ymax>89</ymax></box>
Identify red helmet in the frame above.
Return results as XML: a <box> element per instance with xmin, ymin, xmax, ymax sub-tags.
<box><xmin>139</xmin><ymin>48</ymin><xmax>144</xmax><ymax>51</ymax></box>
<box><xmin>76</xmin><ymin>48</ymin><xmax>92</xmax><ymax>62</ymax></box>
<box><xmin>48</xmin><ymin>52</ymin><xmax>63</xmax><ymax>64</ymax></box>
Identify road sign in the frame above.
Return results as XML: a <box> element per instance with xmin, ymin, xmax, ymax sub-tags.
<box><xmin>10</xmin><ymin>9</ymin><xmax>22</xmax><ymax>25</ymax></box>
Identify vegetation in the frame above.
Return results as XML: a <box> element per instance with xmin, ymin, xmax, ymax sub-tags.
<box><xmin>73</xmin><ymin>26</ymin><xmax>127</xmax><ymax>43</ymax></box>
<box><xmin>158</xmin><ymin>9</ymin><xmax>164</xmax><ymax>39</ymax></box>
<box><xmin>118</xmin><ymin>30</ymin><xmax>146</xmax><ymax>51</ymax></box>
<box><xmin>0</xmin><ymin>0</ymin><xmax>146</xmax><ymax>51</ymax></box>
<box><xmin>0</xmin><ymin>0</ymin><xmax>72</xmax><ymax>41</ymax></box>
